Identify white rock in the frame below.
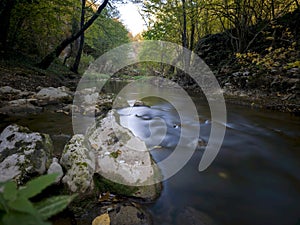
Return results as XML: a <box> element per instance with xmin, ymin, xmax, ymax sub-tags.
<box><xmin>36</xmin><ymin>86</ymin><xmax>72</xmax><ymax>105</ymax></box>
<box><xmin>87</xmin><ymin>110</ymin><xmax>161</xmax><ymax>199</ymax></box>
<box><xmin>60</xmin><ymin>134</ymin><xmax>95</xmax><ymax>193</ymax></box>
<box><xmin>0</xmin><ymin>124</ymin><xmax>53</xmax><ymax>183</ymax></box>
<box><xmin>47</xmin><ymin>158</ymin><xmax>64</xmax><ymax>183</ymax></box>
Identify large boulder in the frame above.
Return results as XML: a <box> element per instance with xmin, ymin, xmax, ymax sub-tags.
<box><xmin>0</xmin><ymin>124</ymin><xmax>53</xmax><ymax>184</ymax></box>
<box><xmin>60</xmin><ymin>134</ymin><xmax>96</xmax><ymax>193</ymax></box>
<box><xmin>61</xmin><ymin>110</ymin><xmax>161</xmax><ymax>200</ymax></box>
<box><xmin>88</xmin><ymin>110</ymin><xmax>161</xmax><ymax>200</ymax></box>
<box><xmin>36</xmin><ymin>86</ymin><xmax>73</xmax><ymax>105</ymax></box>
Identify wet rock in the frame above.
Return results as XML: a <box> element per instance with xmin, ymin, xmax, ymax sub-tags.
<box><xmin>88</xmin><ymin>110</ymin><xmax>161</xmax><ymax>200</ymax></box>
<box><xmin>36</xmin><ymin>86</ymin><xmax>73</xmax><ymax>105</ymax></box>
<box><xmin>0</xmin><ymin>124</ymin><xmax>53</xmax><ymax>184</ymax></box>
<box><xmin>47</xmin><ymin>157</ymin><xmax>64</xmax><ymax>183</ymax></box>
<box><xmin>75</xmin><ymin>202</ymin><xmax>152</xmax><ymax>225</ymax></box>
<box><xmin>109</xmin><ymin>205</ymin><xmax>152</xmax><ymax>225</ymax></box>
<box><xmin>60</xmin><ymin>134</ymin><xmax>96</xmax><ymax>193</ymax></box>
<box><xmin>0</xmin><ymin>99</ymin><xmax>42</xmax><ymax>116</ymax></box>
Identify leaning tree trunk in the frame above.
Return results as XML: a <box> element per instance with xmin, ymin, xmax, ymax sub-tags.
<box><xmin>71</xmin><ymin>0</ymin><xmax>86</xmax><ymax>73</ymax></box>
<box><xmin>37</xmin><ymin>0</ymin><xmax>109</xmax><ymax>69</ymax></box>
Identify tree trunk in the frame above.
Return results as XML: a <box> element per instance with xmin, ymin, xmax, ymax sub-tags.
<box><xmin>181</xmin><ymin>0</ymin><xmax>188</xmax><ymax>49</ymax></box>
<box><xmin>0</xmin><ymin>0</ymin><xmax>15</xmax><ymax>53</ymax></box>
<box><xmin>271</xmin><ymin>0</ymin><xmax>275</xmax><ymax>19</ymax></box>
<box><xmin>37</xmin><ymin>0</ymin><xmax>109</xmax><ymax>69</ymax></box>
<box><xmin>181</xmin><ymin>0</ymin><xmax>190</xmax><ymax>75</ymax></box>
<box><xmin>71</xmin><ymin>0</ymin><xmax>86</xmax><ymax>73</ymax></box>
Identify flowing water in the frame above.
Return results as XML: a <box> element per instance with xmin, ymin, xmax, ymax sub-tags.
<box><xmin>116</xmin><ymin>86</ymin><xmax>300</xmax><ymax>225</ymax></box>
<box><xmin>1</xmin><ymin>81</ymin><xmax>299</xmax><ymax>225</ymax></box>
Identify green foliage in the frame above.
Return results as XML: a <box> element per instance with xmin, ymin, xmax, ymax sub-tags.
<box><xmin>9</xmin><ymin>0</ymin><xmax>78</xmax><ymax>56</ymax></box>
<box><xmin>85</xmin><ymin>9</ymin><xmax>130</xmax><ymax>58</ymax></box>
<box><xmin>142</xmin><ymin>0</ymin><xmax>299</xmax><ymax>53</ymax></box>
<box><xmin>0</xmin><ymin>174</ymin><xmax>76</xmax><ymax>225</ymax></box>
<box><xmin>78</xmin><ymin>53</ymin><xmax>95</xmax><ymax>73</ymax></box>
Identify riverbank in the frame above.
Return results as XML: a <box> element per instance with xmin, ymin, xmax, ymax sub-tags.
<box><xmin>1</xmin><ymin>59</ymin><xmax>299</xmax><ymax>116</ymax></box>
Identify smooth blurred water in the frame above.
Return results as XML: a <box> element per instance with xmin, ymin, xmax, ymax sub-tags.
<box><xmin>118</xmin><ymin>92</ymin><xmax>300</xmax><ymax>225</ymax></box>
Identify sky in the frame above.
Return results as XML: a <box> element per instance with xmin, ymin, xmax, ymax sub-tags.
<box><xmin>117</xmin><ymin>2</ymin><xmax>147</xmax><ymax>36</ymax></box>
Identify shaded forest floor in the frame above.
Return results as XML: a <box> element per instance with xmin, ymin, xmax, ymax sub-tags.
<box><xmin>0</xmin><ymin>54</ymin><xmax>80</xmax><ymax>92</ymax></box>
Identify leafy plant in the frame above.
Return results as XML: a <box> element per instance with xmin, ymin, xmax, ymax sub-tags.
<box><xmin>0</xmin><ymin>174</ymin><xmax>76</xmax><ymax>225</ymax></box>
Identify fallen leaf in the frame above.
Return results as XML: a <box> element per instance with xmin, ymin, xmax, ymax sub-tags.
<box><xmin>218</xmin><ymin>172</ymin><xmax>228</xmax><ymax>179</ymax></box>
<box><xmin>92</xmin><ymin>213</ymin><xmax>110</xmax><ymax>225</ymax></box>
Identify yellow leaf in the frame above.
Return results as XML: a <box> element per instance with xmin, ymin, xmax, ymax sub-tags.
<box><xmin>218</xmin><ymin>172</ymin><xmax>228</xmax><ymax>179</ymax></box>
<box><xmin>92</xmin><ymin>213</ymin><xmax>110</xmax><ymax>225</ymax></box>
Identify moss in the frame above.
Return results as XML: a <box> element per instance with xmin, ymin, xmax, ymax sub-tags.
<box><xmin>75</xmin><ymin>162</ymin><xmax>88</xmax><ymax>167</ymax></box>
<box><xmin>109</xmin><ymin>151</ymin><xmax>119</xmax><ymax>159</ymax></box>
<box><xmin>93</xmin><ymin>174</ymin><xmax>138</xmax><ymax>197</ymax></box>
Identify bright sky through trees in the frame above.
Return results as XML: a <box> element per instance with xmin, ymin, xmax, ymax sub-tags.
<box><xmin>117</xmin><ymin>2</ymin><xmax>146</xmax><ymax>36</ymax></box>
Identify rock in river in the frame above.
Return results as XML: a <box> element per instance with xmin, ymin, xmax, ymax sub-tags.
<box><xmin>36</xmin><ymin>86</ymin><xmax>73</xmax><ymax>105</ymax></box>
<box><xmin>60</xmin><ymin>134</ymin><xmax>96</xmax><ymax>193</ymax></box>
<box><xmin>61</xmin><ymin>110</ymin><xmax>161</xmax><ymax>200</ymax></box>
<box><xmin>0</xmin><ymin>124</ymin><xmax>53</xmax><ymax>184</ymax></box>
<box><xmin>88</xmin><ymin>110</ymin><xmax>161</xmax><ymax>200</ymax></box>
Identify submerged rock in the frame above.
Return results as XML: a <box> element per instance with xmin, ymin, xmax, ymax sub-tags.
<box><xmin>60</xmin><ymin>134</ymin><xmax>96</xmax><ymax>193</ymax></box>
<box><xmin>0</xmin><ymin>124</ymin><xmax>53</xmax><ymax>184</ymax></box>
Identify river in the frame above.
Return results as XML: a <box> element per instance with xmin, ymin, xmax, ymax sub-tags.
<box><xmin>117</xmin><ymin>85</ymin><xmax>300</xmax><ymax>225</ymax></box>
<box><xmin>1</xmin><ymin>81</ymin><xmax>299</xmax><ymax>225</ymax></box>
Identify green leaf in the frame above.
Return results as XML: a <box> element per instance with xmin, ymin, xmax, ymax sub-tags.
<box><xmin>8</xmin><ymin>197</ymin><xmax>37</xmax><ymax>215</ymax></box>
<box><xmin>2</xmin><ymin>212</ymin><xmax>51</xmax><ymax>225</ymax></box>
<box><xmin>18</xmin><ymin>174</ymin><xmax>58</xmax><ymax>199</ymax></box>
<box><xmin>35</xmin><ymin>195</ymin><xmax>77</xmax><ymax>220</ymax></box>
<box><xmin>0</xmin><ymin>194</ymin><xmax>8</xmax><ymax>212</ymax></box>
<box><xmin>3</xmin><ymin>181</ymin><xmax>17</xmax><ymax>201</ymax></box>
